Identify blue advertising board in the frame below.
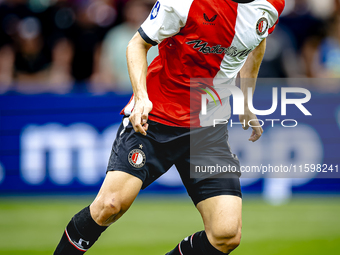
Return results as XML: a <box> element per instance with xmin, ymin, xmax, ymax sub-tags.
<box><xmin>0</xmin><ymin>81</ymin><xmax>339</xmax><ymax>203</ymax></box>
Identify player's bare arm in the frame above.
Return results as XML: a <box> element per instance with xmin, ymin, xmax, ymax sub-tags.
<box><xmin>126</xmin><ymin>32</ymin><xmax>153</xmax><ymax>136</ymax></box>
<box><xmin>239</xmin><ymin>38</ymin><xmax>266</xmax><ymax>142</ymax></box>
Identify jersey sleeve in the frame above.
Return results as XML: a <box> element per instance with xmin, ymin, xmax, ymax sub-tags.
<box><xmin>268</xmin><ymin>20</ymin><xmax>278</xmax><ymax>34</ymax></box>
<box><xmin>138</xmin><ymin>0</ymin><xmax>193</xmax><ymax>46</ymax></box>
<box><xmin>267</xmin><ymin>0</ymin><xmax>285</xmax><ymax>34</ymax></box>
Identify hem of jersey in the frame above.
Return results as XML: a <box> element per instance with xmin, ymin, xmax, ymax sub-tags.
<box><xmin>148</xmin><ymin>115</ymin><xmax>191</xmax><ymax>129</ymax></box>
<box><xmin>119</xmin><ymin>113</ymin><xmax>191</xmax><ymax>128</ymax></box>
<box><xmin>138</xmin><ymin>27</ymin><xmax>158</xmax><ymax>46</ymax></box>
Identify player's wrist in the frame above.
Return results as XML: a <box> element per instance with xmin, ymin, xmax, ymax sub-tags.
<box><xmin>135</xmin><ymin>92</ymin><xmax>149</xmax><ymax>102</ymax></box>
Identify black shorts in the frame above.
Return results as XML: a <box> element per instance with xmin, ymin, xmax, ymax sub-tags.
<box><xmin>107</xmin><ymin>117</ymin><xmax>242</xmax><ymax>205</ymax></box>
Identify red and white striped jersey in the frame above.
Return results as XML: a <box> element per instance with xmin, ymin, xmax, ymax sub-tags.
<box><xmin>122</xmin><ymin>0</ymin><xmax>285</xmax><ymax>127</ymax></box>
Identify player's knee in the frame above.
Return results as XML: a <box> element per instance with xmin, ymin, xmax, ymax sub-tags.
<box><xmin>210</xmin><ymin>224</ymin><xmax>239</xmax><ymax>240</ymax></box>
<box><xmin>91</xmin><ymin>196</ymin><xmax>127</xmax><ymax>226</ymax></box>
<box><xmin>225</xmin><ymin>229</ymin><xmax>241</xmax><ymax>252</ymax></box>
<box><xmin>209</xmin><ymin>225</ymin><xmax>241</xmax><ymax>252</ymax></box>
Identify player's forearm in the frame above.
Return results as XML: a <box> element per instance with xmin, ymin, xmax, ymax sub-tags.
<box><xmin>239</xmin><ymin>39</ymin><xmax>266</xmax><ymax>108</ymax></box>
<box><xmin>126</xmin><ymin>32</ymin><xmax>152</xmax><ymax>100</ymax></box>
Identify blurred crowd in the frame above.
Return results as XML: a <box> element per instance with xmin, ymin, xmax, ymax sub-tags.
<box><xmin>260</xmin><ymin>0</ymin><xmax>340</xmax><ymax>79</ymax></box>
<box><xmin>0</xmin><ymin>0</ymin><xmax>158</xmax><ymax>94</ymax></box>
<box><xmin>0</xmin><ymin>0</ymin><xmax>339</xmax><ymax>94</ymax></box>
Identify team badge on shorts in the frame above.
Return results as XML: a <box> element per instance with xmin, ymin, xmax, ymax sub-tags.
<box><xmin>256</xmin><ymin>17</ymin><xmax>268</xmax><ymax>36</ymax></box>
<box><xmin>128</xmin><ymin>149</ymin><xmax>146</xmax><ymax>168</ymax></box>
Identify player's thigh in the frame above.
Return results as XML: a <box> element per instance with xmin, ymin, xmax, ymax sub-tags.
<box><xmin>197</xmin><ymin>195</ymin><xmax>242</xmax><ymax>241</ymax></box>
<box><xmin>90</xmin><ymin>170</ymin><xmax>142</xmax><ymax>225</ymax></box>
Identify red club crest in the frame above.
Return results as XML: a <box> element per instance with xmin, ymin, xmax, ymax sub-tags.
<box><xmin>128</xmin><ymin>149</ymin><xmax>146</xmax><ymax>168</ymax></box>
<box><xmin>256</xmin><ymin>17</ymin><xmax>268</xmax><ymax>36</ymax></box>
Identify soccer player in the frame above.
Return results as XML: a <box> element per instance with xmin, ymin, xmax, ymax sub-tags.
<box><xmin>54</xmin><ymin>0</ymin><xmax>285</xmax><ymax>254</ymax></box>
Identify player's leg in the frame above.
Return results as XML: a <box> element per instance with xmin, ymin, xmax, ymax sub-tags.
<box><xmin>54</xmin><ymin>117</ymin><xmax>175</xmax><ymax>254</ymax></box>
<box><xmin>196</xmin><ymin>195</ymin><xmax>242</xmax><ymax>253</ymax></box>
<box><xmin>54</xmin><ymin>170</ymin><xmax>142</xmax><ymax>255</ymax></box>
<box><xmin>90</xmin><ymin>170</ymin><xmax>142</xmax><ymax>226</ymax></box>
<box><xmin>166</xmin><ymin>121</ymin><xmax>242</xmax><ymax>255</ymax></box>
<box><xmin>165</xmin><ymin>178</ymin><xmax>242</xmax><ymax>255</ymax></box>
<box><xmin>164</xmin><ymin>121</ymin><xmax>244</xmax><ymax>254</ymax></box>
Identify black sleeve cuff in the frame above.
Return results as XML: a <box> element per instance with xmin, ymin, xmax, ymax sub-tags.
<box><xmin>138</xmin><ymin>27</ymin><xmax>158</xmax><ymax>46</ymax></box>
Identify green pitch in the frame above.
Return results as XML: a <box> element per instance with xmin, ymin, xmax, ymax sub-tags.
<box><xmin>0</xmin><ymin>196</ymin><xmax>339</xmax><ymax>255</ymax></box>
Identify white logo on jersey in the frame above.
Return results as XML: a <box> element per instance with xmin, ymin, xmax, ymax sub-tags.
<box><xmin>151</xmin><ymin>1</ymin><xmax>160</xmax><ymax>20</ymax></box>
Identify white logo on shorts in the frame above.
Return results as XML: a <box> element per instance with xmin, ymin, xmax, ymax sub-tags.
<box><xmin>128</xmin><ymin>149</ymin><xmax>146</xmax><ymax>168</ymax></box>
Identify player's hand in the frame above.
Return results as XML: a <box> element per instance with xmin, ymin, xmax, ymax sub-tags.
<box><xmin>129</xmin><ymin>97</ymin><xmax>153</xmax><ymax>136</ymax></box>
<box><xmin>239</xmin><ymin>108</ymin><xmax>263</xmax><ymax>142</ymax></box>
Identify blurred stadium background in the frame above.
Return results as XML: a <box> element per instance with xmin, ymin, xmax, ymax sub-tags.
<box><xmin>0</xmin><ymin>0</ymin><xmax>340</xmax><ymax>254</ymax></box>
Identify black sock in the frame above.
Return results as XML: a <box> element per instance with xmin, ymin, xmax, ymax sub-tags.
<box><xmin>166</xmin><ymin>231</ymin><xmax>229</xmax><ymax>255</ymax></box>
<box><xmin>54</xmin><ymin>206</ymin><xmax>107</xmax><ymax>255</ymax></box>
